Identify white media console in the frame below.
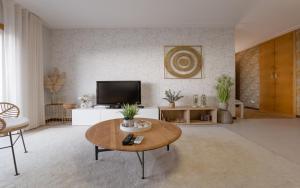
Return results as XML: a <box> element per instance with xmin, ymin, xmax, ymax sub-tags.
<box><xmin>72</xmin><ymin>107</ymin><xmax>159</xmax><ymax>125</ymax></box>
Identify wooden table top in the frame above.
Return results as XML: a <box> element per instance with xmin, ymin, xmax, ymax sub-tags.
<box><xmin>85</xmin><ymin>118</ymin><xmax>182</xmax><ymax>152</ymax></box>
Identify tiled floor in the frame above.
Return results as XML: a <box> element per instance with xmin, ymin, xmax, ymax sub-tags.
<box><xmin>236</xmin><ymin>108</ymin><xmax>289</xmax><ymax>119</ymax></box>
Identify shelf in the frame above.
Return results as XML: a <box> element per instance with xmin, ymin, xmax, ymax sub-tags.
<box><xmin>165</xmin><ymin>121</ymin><xmax>187</xmax><ymax>125</ymax></box>
<box><xmin>160</xmin><ymin>106</ymin><xmax>217</xmax><ymax>111</ymax></box>
<box><xmin>159</xmin><ymin>106</ymin><xmax>217</xmax><ymax>125</ymax></box>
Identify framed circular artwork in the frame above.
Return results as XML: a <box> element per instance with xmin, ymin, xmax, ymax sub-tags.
<box><xmin>164</xmin><ymin>46</ymin><xmax>202</xmax><ymax>79</ymax></box>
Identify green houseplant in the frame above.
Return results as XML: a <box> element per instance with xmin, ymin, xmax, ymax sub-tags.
<box><xmin>163</xmin><ymin>89</ymin><xmax>184</xmax><ymax>108</ymax></box>
<box><xmin>216</xmin><ymin>75</ymin><xmax>234</xmax><ymax>110</ymax></box>
<box><xmin>120</xmin><ymin>104</ymin><xmax>139</xmax><ymax>127</ymax></box>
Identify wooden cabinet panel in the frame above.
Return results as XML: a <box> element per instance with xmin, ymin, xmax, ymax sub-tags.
<box><xmin>274</xmin><ymin>32</ymin><xmax>294</xmax><ymax>115</ymax></box>
<box><xmin>259</xmin><ymin>32</ymin><xmax>295</xmax><ymax>116</ymax></box>
<box><xmin>260</xmin><ymin>40</ymin><xmax>276</xmax><ymax>112</ymax></box>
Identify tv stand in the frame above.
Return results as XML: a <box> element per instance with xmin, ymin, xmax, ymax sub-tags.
<box><xmin>107</xmin><ymin>104</ymin><xmax>122</xmax><ymax>109</ymax></box>
<box><xmin>72</xmin><ymin>107</ymin><xmax>158</xmax><ymax>125</ymax></box>
<box><xmin>105</xmin><ymin>104</ymin><xmax>145</xmax><ymax>109</ymax></box>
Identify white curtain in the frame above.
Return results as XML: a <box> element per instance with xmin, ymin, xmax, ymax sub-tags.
<box><xmin>1</xmin><ymin>0</ymin><xmax>45</xmax><ymax>129</ymax></box>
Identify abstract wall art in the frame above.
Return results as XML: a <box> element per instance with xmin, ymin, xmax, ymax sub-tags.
<box><xmin>164</xmin><ymin>46</ymin><xmax>202</xmax><ymax>79</ymax></box>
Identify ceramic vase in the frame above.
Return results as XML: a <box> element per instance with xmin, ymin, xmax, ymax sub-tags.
<box><xmin>218</xmin><ymin>102</ymin><xmax>228</xmax><ymax>110</ymax></box>
<box><xmin>123</xmin><ymin>119</ymin><xmax>134</xmax><ymax>127</ymax></box>
<box><xmin>80</xmin><ymin>102</ymin><xmax>88</xmax><ymax>108</ymax></box>
<box><xmin>169</xmin><ymin>102</ymin><xmax>175</xmax><ymax>108</ymax></box>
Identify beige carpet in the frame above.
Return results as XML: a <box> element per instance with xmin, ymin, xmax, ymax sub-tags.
<box><xmin>1</xmin><ymin>125</ymin><xmax>300</xmax><ymax>188</ymax></box>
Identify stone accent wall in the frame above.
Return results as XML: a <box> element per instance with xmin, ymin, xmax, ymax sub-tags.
<box><xmin>296</xmin><ymin>30</ymin><xmax>300</xmax><ymax>116</ymax></box>
<box><xmin>236</xmin><ymin>47</ymin><xmax>260</xmax><ymax>109</ymax></box>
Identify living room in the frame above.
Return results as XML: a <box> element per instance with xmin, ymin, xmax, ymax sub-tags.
<box><xmin>1</xmin><ymin>0</ymin><xmax>300</xmax><ymax>187</ymax></box>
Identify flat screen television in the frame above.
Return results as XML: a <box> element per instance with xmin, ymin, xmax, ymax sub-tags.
<box><xmin>96</xmin><ymin>81</ymin><xmax>141</xmax><ymax>106</ymax></box>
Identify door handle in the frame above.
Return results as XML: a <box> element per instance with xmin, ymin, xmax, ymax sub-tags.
<box><xmin>270</xmin><ymin>72</ymin><xmax>275</xmax><ymax>80</ymax></box>
<box><xmin>270</xmin><ymin>72</ymin><xmax>278</xmax><ymax>80</ymax></box>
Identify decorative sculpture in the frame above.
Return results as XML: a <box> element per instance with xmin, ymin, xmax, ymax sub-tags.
<box><xmin>44</xmin><ymin>67</ymin><xmax>66</xmax><ymax>103</ymax></box>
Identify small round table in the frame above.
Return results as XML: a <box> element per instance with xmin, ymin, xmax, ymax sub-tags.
<box><xmin>85</xmin><ymin>118</ymin><xmax>182</xmax><ymax>179</ymax></box>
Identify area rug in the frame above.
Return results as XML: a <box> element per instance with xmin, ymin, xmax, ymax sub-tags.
<box><xmin>0</xmin><ymin>125</ymin><xmax>300</xmax><ymax>188</ymax></box>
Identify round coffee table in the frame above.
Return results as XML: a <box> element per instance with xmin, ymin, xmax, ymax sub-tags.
<box><xmin>86</xmin><ymin>118</ymin><xmax>182</xmax><ymax>179</ymax></box>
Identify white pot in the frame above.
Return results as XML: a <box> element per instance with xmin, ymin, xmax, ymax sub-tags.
<box><xmin>123</xmin><ymin>119</ymin><xmax>134</xmax><ymax>127</ymax></box>
<box><xmin>80</xmin><ymin>103</ymin><xmax>88</xmax><ymax>108</ymax></box>
<box><xmin>219</xmin><ymin>102</ymin><xmax>228</xmax><ymax>110</ymax></box>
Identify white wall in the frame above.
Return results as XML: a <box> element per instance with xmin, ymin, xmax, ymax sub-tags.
<box><xmin>48</xmin><ymin>28</ymin><xmax>235</xmax><ymax>113</ymax></box>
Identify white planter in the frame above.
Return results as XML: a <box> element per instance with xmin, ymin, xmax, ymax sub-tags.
<box><xmin>122</xmin><ymin>119</ymin><xmax>134</xmax><ymax>127</ymax></box>
<box><xmin>80</xmin><ymin>103</ymin><xmax>88</xmax><ymax>108</ymax></box>
<box><xmin>218</xmin><ymin>102</ymin><xmax>228</xmax><ymax>110</ymax></box>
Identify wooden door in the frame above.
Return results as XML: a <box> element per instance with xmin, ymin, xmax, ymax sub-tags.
<box><xmin>259</xmin><ymin>40</ymin><xmax>276</xmax><ymax>112</ymax></box>
<box><xmin>274</xmin><ymin>32</ymin><xmax>294</xmax><ymax>116</ymax></box>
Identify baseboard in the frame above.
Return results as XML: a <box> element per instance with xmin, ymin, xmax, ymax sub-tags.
<box><xmin>46</xmin><ymin>118</ymin><xmax>72</xmax><ymax>123</ymax></box>
<box><xmin>244</xmin><ymin>106</ymin><xmax>259</xmax><ymax>110</ymax></box>
<box><xmin>296</xmin><ymin>115</ymin><xmax>300</xmax><ymax>118</ymax></box>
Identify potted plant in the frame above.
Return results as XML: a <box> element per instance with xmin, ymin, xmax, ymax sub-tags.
<box><xmin>163</xmin><ymin>89</ymin><xmax>184</xmax><ymax>108</ymax></box>
<box><xmin>120</xmin><ymin>104</ymin><xmax>139</xmax><ymax>127</ymax></box>
<box><xmin>215</xmin><ymin>75</ymin><xmax>234</xmax><ymax>110</ymax></box>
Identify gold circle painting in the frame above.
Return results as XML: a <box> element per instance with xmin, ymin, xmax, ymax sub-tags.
<box><xmin>164</xmin><ymin>46</ymin><xmax>202</xmax><ymax>78</ymax></box>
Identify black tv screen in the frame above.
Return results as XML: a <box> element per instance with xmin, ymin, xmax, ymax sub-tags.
<box><xmin>96</xmin><ymin>81</ymin><xmax>141</xmax><ymax>105</ymax></box>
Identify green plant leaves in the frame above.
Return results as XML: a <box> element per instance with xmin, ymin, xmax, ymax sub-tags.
<box><xmin>120</xmin><ymin>104</ymin><xmax>139</xmax><ymax>120</ymax></box>
<box><xmin>163</xmin><ymin>89</ymin><xmax>184</xmax><ymax>103</ymax></box>
<box><xmin>216</xmin><ymin>75</ymin><xmax>234</xmax><ymax>103</ymax></box>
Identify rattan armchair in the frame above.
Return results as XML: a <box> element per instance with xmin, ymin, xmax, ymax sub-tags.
<box><xmin>0</xmin><ymin>117</ymin><xmax>6</xmax><ymax>131</ymax></box>
<box><xmin>0</xmin><ymin>102</ymin><xmax>29</xmax><ymax>176</ymax></box>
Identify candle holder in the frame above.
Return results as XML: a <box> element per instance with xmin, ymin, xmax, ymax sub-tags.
<box><xmin>200</xmin><ymin>94</ymin><xmax>207</xmax><ymax>107</ymax></box>
<box><xmin>192</xmin><ymin>95</ymin><xmax>199</xmax><ymax>107</ymax></box>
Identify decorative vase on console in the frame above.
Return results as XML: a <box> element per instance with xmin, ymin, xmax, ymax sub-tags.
<box><xmin>192</xmin><ymin>95</ymin><xmax>199</xmax><ymax>108</ymax></box>
<box><xmin>163</xmin><ymin>89</ymin><xmax>184</xmax><ymax>108</ymax></box>
<box><xmin>120</xmin><ymin>104</ymin><xmax>139</xmax><ymax>127</ymax></box>
<box><xmin>78</xmin><ymin>95</ymin><xmax>90</xmax><ymax>108</ymax></box>
<box><xmin>200</xmin><ymin>94</ymin><xmax>207</xmax><ymax>107</ymax></box>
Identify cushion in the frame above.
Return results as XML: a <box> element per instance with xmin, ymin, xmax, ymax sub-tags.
<box><xmin>0</xmin><ymin>117</ymin><xmax>29</xmax><ymax>133</ymax></box>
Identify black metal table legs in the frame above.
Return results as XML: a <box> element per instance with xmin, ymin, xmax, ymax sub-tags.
<box><xmin>95</xmin><ymin>146</ymin><xmax>111</xmax><ymax>160</ymax></box>
<box><xmin>136</xmin><ymin>151</ymin><xmax>145</xmax><ymax>179</ymax></box>
<box><xmin>9</xmin><ymin>132</ymin><xmax>19</xmax><ymax>176</ymax></box>
<box><xmin>94</xmin><ymin>144</ymin><xmax>170</xmax><ymax>179</ymax></box>
<box><xmin>0</xmin><ymin>130</ymin><xmax>28</xmax><ymax>176</ymax></box>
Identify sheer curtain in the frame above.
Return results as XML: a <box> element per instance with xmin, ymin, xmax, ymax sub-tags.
<box><xmin>1</xmin><ymin>0</ymin><xmax>45</xmax><ymax>129</ymax></box>
<box><xmin>0</xmin><ymin>27</ymin><xmax>3</xmax><ymax>100</ymax></box>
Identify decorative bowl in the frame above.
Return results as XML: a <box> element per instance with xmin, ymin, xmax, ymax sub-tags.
<box><xmin>120</xmin><ymin>120</ymin><xmax>152</xmax><ymax>133</ymax></box>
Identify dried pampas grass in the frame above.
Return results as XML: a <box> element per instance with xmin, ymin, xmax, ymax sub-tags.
<box><xmin>44</xmin><ymin>68</ymin><xmax>66</xmax><ymax>94</ymax></box>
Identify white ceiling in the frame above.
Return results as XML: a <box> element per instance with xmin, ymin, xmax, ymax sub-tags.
<box><xmin>14</xmin><ymin>0</ymin><xmax>300</xmax><ymax>52</ymax></box>
<box><xmin>236</xmin><ymin>0</ymin><xmax>300</xmax><ymax>52</ymax></box>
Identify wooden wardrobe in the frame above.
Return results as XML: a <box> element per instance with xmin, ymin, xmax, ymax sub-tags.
<box><xmin>259</xmin><ymin>32</ymin><xmax>295</xmax><ymax>116</ymax></box>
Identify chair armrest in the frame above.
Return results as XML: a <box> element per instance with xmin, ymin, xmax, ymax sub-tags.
<box><xmin>0</xmin><ymin>118</ymin><xmax>6</xmax><ymax>131</ymax></box>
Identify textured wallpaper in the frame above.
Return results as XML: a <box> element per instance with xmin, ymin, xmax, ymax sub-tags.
<box><xmin>296</xmin><ymin>30</ymin><xmax>300</xmax><ymax>116</ymax></box>
<box><xmin>236</xmin><ymin>47</ymin><xmax>260</xmax><ymax>109</ymax></box>
<box><xmin>48</xmin><ymin>28</ymin><xmax>235</xmax><ymax>114</ymax></box>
